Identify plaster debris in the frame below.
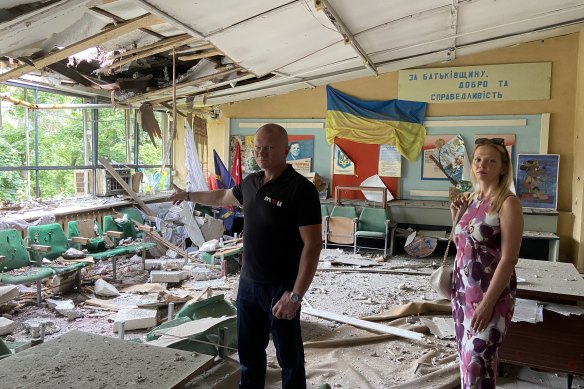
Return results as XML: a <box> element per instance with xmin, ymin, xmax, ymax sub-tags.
<box><xmin>0</xmin><ymin>285</ymin><xmax>19</xmax><ymax>304</ymax></box>
<box><xmin>0</xmin><ymin>317</ymin><xmax>15</xmax><ymax>336</ymax></box>
<box><xmin>113</xmin><ymin>308</ymin><xmax>158</xmax><ymax>332</ymax></box>
<box><xmin>94</xmin><ymin>279</ymin><xmax>121</xmax><ymax>297</ymax></box>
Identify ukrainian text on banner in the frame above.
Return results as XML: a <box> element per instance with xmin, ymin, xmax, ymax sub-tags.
<box><xmin>398</xmin><ymin>63</ymin><xmax>551</xmax><ymax>103</ymax></box>
<box><xmin>325</xmin><ymin>86</ymin><xmax>427</xmax><ymax>161</ymax></box>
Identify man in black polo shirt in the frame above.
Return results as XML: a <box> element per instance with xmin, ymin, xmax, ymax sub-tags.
<box><xmin>170</xmin><ymin>123</ymin><xmax>322</xmax><ymax>388</ymax></box>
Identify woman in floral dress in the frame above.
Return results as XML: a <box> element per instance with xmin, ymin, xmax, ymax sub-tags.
<box><xmin>450</xmin><ymin>138</ymin><xmax>524</xmax><ymax>389</ymax></box>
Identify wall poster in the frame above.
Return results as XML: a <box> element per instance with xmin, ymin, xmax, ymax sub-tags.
<box><xmin>378</xmin><ymin>144</ymin><xmax>401</xmax><ymax>177</ymax></box>
<box><xmin>516</xmin><ymin>154</ymin><xmax>559</xmax><ymax>209</ymax></box>
<box><xmin>287</xmin><ymin>135</ymin><xmax>314</xmax><ymax>174</ymax></box>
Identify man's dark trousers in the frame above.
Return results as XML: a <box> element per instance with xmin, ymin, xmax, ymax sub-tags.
<box><xmin>237</xmin><ymin>276</ymin><xmax>306</xmax><ymax>389</ymax></box>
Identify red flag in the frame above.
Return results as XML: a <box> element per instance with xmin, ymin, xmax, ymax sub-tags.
<box><xmin>231</xmin><ymin>141</ymin><xmax>243</xmax><ymax>185</ymax></box>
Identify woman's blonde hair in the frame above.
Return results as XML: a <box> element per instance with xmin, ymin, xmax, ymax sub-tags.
<box><xmin>470</xmin><ymin>141</ymin><xmax>514</xmax><ymax>214</ymax></box>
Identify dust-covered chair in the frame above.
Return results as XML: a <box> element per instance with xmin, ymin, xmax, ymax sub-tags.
<box><xmin>0</xmin><ymin>229</ymin><xmax>55</xmax><ymax>303</ymax></box>
<box><xmin>353</xmin><ymin>207</ymin><xmax>396</xmax><ymax>257</ymax></box>
<box><xmin>101</xmin><ymin>215</ymin><xmax>157</xmax><ymax>279</ymax></box>
<box><xmin>324</xmin><ymin>205</ymin><xmax>358</xmax><ymax>249</ymax></box>
<box><xmin>26</xmin><ymin>223</ymin><xmax>90</xmax><ymax>280</ymax></box>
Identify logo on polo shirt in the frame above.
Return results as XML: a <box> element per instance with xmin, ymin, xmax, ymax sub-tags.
<box><xmin>263</xmin><ymin>195</ymin><xmax>282</xmax><ymax>207</ymax></box>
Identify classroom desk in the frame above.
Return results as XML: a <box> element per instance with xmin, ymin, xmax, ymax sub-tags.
<box><xmin>0</xmin><ymin>330</ymin><xmax>215</xmax><ymax>388</ymax></box>
<box><xmin>499</xmin><ymin>259</ymin><xmax>584</xmax><ymax>385</ymax></box>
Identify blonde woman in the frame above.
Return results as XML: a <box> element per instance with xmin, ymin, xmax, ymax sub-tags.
<box><xmin>450</xmin><ymin>138</ymin><xmax>524</xmax><ymax>388</ymax></box>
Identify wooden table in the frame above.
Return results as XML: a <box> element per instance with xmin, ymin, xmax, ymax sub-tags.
<box><xmin>0</xmin><ymin>330</ymin><xmax>215</xmax><ymax>388</ymax></box>
<box><xmin>499</xmin><ymin>259</ymin><xmax>584</xmax><ymax>387</ymax></box>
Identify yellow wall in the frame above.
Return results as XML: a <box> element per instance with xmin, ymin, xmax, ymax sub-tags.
<box><xmin>176</xmin><ymin>33</ymin><xmax>583</xmax><ymax>269</ymax></box>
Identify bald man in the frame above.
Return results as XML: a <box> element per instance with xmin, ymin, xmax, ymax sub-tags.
<box><xmin>170</xmin><ymin>123</ymin><xmax>322</xmax><ymax>388</ymax></box>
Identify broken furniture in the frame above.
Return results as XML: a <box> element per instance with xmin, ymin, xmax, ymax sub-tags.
<box><xmin>26</xmin><ymin>224</ymin><xmax>90</xmax><ymax>294</ymax></box>
<box><xmin>499</xmin><ymin>258</ymin><xmax>584</xmax><ymax>388</ymax></box>
<box><xmin>145</xmin><ymin>294</ymin><xmax>238</xmax><ymax>356</ymax></box>
<box><xmin>0</xmin><ymin>330</ymin><xmax>215</xmax><ymax>388</ymax></box>
<box><xmin>353</xmin><ymin>207</ymin><xmax>396</xmax><ymax>257</ymax></box>
<box><xmin>67</xmin><ymin>219</ymin><xmax>109</xmax><ymax>253</ymax></box>
<box><xmin>94</xmin><ymin>215</ymin><xmax>158</xmax><ymax>279</ymax></box>
<box><xmin>324</xmin><ymin>205</ymin><xmax>358</xmax><ymax>249</ymax></box>
<box><xmin>388</xmin><ymin>200</ymin><xmax>560</xmax><ymax>261</ymax></box>
<box><xmin>0</xmin><ymin>229</ymin><xmax>55</xmax><ymax>304</ymax></box>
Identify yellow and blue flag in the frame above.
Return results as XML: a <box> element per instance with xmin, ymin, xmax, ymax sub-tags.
<box><xmin>326</xmin><ymin>85</ymin><xmax>427</xmax><ymax>161</ymax></box>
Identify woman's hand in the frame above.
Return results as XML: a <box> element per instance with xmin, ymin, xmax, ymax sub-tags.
<box><xmin>450</xmin><ymin>192</ymin><xmax>470</xmax><ymax>223</ymax></box>
<box><xmin>471</xmin><ymin>299</ymin><xmax>495</xmax><ymax>332</ymax></box>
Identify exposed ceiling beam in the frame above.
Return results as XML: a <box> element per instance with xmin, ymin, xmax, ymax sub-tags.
<box><xmin>98</xmin><ymin>34</ymin><xmax>195</xmax><ymax>74</ymax></box>
<box><xmin>178</xmin><ymin>49</ymin><xmax>222</xmax><ymax>62</ymax></box>
<box><xmin>122</xmin><ymin>66</ymin><xmax>243</xmax><ymax>104</ymax></box>
<box><xmin>0</xmin><ymin>13</ymin><xmax>161</xmax><ymax>83</ymax></box>
<box><xmin>147</xmin><ymin>73</ymin><xmax>257</xmax><ymax>105</ymax></box>
<box><xmin>317</xmin><ymin>0</ymin><xmax>379</xmax><ymax>77</ymax></box>
<box><xmin>88</xmin><ymin>6</ymin><xmax>165</xmax><ymax>39</ymax></box>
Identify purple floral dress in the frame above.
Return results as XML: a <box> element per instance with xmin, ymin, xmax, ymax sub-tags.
<box><xmin>451</xmin><ymin>198</ymin><xmax>517</xmax><ymax>389</ymax></box>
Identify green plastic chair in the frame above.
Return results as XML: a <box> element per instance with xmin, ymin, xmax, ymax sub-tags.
<box><xmin>353</xmin><ymin>207</ymin><xmax>396</xmax><ymax>257</ymax></box>
<box><xmin>0</xmin><ymin>229</ymin><xmax>55</xmax><ymax>303</ymax></box>
<box><xmin>26</xmin><ymin>224</ymin><xmax>89</xmax><ymax>274</ymax></box>
<box><xmin>67</xmin><ymin>219</ymin><xmax>107</xmax><ymax>253</ymax></box>
<box><xmin>100</xmin><ymin>215</ymin><xmax>157</xmax><ymax>279</ymax></box>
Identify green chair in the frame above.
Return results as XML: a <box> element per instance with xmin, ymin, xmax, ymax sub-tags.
<box><xmin>324</xmin><ymin>206</ymin><xmax>358</xmax><ymax>249</ymax></box>
<box><xmin>100</xmin><ymin>215</ymin><xmax>157</xmax><ymax>279</ymax></box>
<box><xmin>0</xmin><ymin>229</ymin><xmax>55</xmax><ymax>303</ymax></box>
<box><xmin>26</xmin><ymin>224</ymin><xmax>89</xmax><ymax>275</ymax></box>
<box><xmin>67</xmin><ymin>219</ymin><xmax>108</xmax><ymax>253</ymax></box>
<box><xmin>353</xmin><ymin>207</ymin><xmax>396</xmax><ymax>257</ymax></box>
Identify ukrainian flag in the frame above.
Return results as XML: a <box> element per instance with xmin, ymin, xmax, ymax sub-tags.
<box><xmin>326</xmin><ymin>85</ymin><xmax>427</xmax><ymax>161</ymax></box>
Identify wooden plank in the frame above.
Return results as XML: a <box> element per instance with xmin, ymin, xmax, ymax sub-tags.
<box><xmin>98</xmin><ymin>157</ymin><xmax>155</xmax><ymax>217</ymax></box>
<box><xmin>0</xmin><ymin>13</ymin><xmax>162</xmax><ymax>82</ymax></box>
<box><xmin>302</xmin><ymin>307</ymin><xmax>424</xmax><ymax>341</ymax></box>
<box><xmin>99</xmin><ymin>35</ymin><xmax>194</xmax><ymax>73</ymax></box>
<box><xmin>123</xmin><ymin>67</ymin><xmax>241</xmax><ymax>103</ymax></box>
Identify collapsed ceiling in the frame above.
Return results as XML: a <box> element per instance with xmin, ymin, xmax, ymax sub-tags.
<box><xmin>1</xmin><ymin>0</ymin><xmax>584</xmax><ymax>112</ymax></box>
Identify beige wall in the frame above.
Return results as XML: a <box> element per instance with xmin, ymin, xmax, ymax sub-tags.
<box><xmin>176</xmin><ymin>33</ymin><xmax>584</xmax><ymax>269</ymax></box>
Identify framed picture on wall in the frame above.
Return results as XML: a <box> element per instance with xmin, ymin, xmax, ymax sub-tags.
<box><xmin>516</xmin><ymin>154</ymin><xmax>559</xmax><ymax>209</ymax></box>
<box><xmin>421</xmin><ymin>134</ymin><xmax>462</xmax><ymax>180</ymax></box>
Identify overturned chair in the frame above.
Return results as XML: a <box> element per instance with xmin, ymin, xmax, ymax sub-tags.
<box><xmin>353</xmin><ymin>207</ymin><xmax>396</xmax><ymax>258</ymax></box>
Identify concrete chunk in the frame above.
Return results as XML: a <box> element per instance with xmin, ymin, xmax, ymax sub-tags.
<box><xmin>150</xmin><ymin>270</ymin><xmax>189</xmax><ymax>283</ymax></box>
<box><xmin>0</xmin><ymin>317</ymin><xmax>15</xmax><ymax>336</ymax></box>
<box><xmin>95</xmin><ymin>279</ymin><xmax>121</xmax><ymax>297</ymax></box>
<box><xmin>0</xmin><ymin>285</ymin><xmax>18</xmax><ymax>304</ymax></box>
<box><xmin>113</xmin><ymin>308</ymin><xmax>158</xmax><ymax>332</ymax></box>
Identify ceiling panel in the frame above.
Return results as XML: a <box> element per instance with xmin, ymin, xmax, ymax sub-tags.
<box><xmin>208</xmin><ymin>2</ymin><xmax>339</xmax><ymax>76</ymax></box>
<box><xmin>457</xmin><ymin>0</ymin><xmax>584</xmax><ymax>45</ymax></box>
<box><xmin>331</xmin><ymin>0</ymin><xmax>451</xmax><ymax>34</ymax></box>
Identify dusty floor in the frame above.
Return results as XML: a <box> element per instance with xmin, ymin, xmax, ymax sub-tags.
<box><xmin>1</xmin><ymin>247</ymin><xmax>583</xmax><ymax>388</ymax></box>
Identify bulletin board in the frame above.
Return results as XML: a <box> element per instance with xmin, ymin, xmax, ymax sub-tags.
<box><xmin>401</xmin><ymin>114</ymin><xmax>547</xmax><ymax>200</ymax></box>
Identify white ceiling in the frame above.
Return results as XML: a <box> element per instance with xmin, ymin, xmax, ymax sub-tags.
<box><xmin>1</xmin><ymin>0</ymin><xmax>584</xmax><ymax>109</ymax></box>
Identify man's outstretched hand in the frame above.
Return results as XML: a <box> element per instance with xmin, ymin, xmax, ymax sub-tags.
<box><xmin>169</xmin><ymin>183</ymin><xmax>188</xmax><ymax>205</ymax></box>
